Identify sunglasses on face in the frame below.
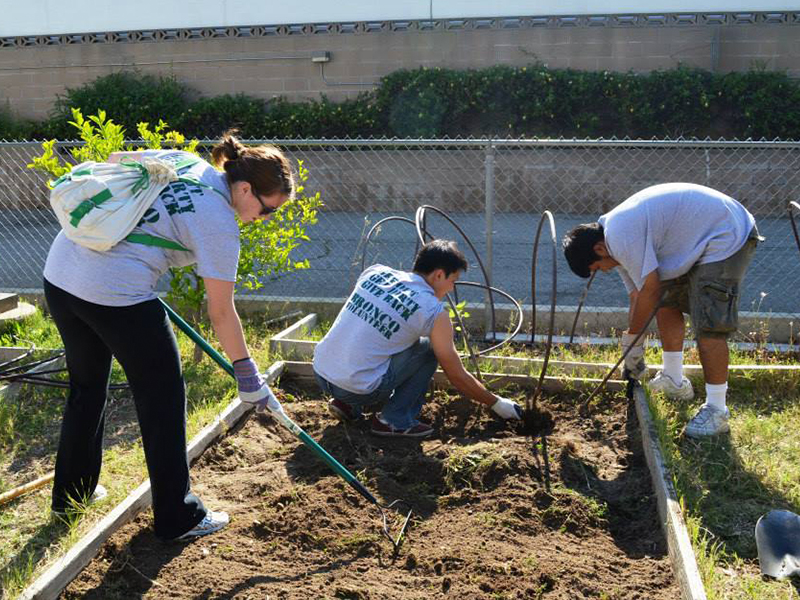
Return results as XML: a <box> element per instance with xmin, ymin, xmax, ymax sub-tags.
<box><xmin>254</xmin><ymin>192</ymin><xmax>278</xmax><ymax>217</ymax></box>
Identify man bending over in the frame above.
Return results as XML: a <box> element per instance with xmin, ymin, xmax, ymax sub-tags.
<box><xmin>563</xmin><ymin>183</ymin><xmax>760</xmax><ymax>438</ymax></box>
<box><xmin>313</xmin><ymin>239</ymin><xmax>522</xmax><ymax>438</ymax></box>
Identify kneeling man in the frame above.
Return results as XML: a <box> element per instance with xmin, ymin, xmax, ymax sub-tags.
<box><xmin>563</xmin><ymin>183</ymin><xmax>760</xmax><ymax>438</ymax></box>
<box><xmin>313</xmin><ymin>239</ymin><xmax>522</xmax><ymax>438</ymax></box>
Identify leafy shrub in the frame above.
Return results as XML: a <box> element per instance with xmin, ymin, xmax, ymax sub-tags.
<box><xmin>44</xmin><ymin>71</ymin><xmax>189</xmax><ymax>139</ymax></box>
<box><xmin>711</xmin><ymin>70</ymin><xmax>800</xmax><ymax>139</ymax></box>
<box><xmin>5</xmin><ymin>65</ymin><xmax>800</xmax><ymax>141</ymax></box>
<box><xmin>261</xmin><ymin>95</ymin><xmax>381</xmax><ymax>139</ymax></box>
<box><xmin>176</xmin><ymin>94</ymin><xmax>267</xmax><ymax>139</ymax></box>
<box><xmin>0</xmin><ymin>107</ymin><xmax>35</xmax><ymax>140</ymax></box>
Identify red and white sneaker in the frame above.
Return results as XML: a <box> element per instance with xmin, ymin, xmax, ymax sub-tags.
<box><xmin>370</xmin><ymin>415</ymin><xmax>434</xmax><ymax>438</ymax></box>
<box><xmin>327</xmin><ymin>399</ymin><xmax>361</xmax><ymax>423</ymax></box>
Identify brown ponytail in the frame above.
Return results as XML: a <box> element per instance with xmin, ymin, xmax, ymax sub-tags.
<box><xmin>211</xmin><ymin>129</ymin><xmax>295</xmax><ymax>200</ymax></box>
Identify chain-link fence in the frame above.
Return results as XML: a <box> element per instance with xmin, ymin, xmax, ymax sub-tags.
<box><xmin>2</xmin><ymin>138</ymin><xmax>799</xmax><ymax>318</ymax></box>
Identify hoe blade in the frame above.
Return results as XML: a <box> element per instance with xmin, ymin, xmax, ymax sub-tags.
<box><xmin>756</xmin><ymin>510</ymin><xmax>800</xmax><ymax>580</ymax></box>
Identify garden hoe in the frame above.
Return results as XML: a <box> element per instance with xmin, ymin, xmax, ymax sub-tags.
<box><xmin>160</xmin><ymin>299</ymin><xmax>413</xmax><ymax>557</ymax></box>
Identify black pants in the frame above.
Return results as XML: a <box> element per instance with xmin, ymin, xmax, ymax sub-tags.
<box><xmin>44</xmin><ymin>279</ymin><xmax>205</xmax><ymax>539</ymax></box>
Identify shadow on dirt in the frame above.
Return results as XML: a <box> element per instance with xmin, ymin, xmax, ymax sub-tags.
<box><xmin>556</xmin><ymin>399</ymin><xmax>669</xmax><ymax>560</ymax></box>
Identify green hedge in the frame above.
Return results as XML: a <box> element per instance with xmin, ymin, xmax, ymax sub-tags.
<box><xmin>6</xmin><ymin>65</ymin><xmax>800</xmax><ymax>140</ymax></box>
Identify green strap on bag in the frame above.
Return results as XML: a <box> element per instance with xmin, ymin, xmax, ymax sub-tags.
<box><xmin>54</xmin><ymin>154</ymin><xmax>226</xmax><ymax>253</ymax></box>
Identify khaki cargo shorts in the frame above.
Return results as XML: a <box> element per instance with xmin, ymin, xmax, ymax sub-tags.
<box><xmin>660</xmin><ymin>229</ymin><xmax>761</xmax><ymax>340</ymax></box>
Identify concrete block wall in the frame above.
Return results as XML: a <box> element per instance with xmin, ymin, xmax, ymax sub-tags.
<box><xmin>0</xmin><ymin>14</ymin><xmax>798</xmax><ymax>122</ymax></box>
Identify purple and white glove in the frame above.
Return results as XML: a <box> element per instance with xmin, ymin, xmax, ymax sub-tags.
<box><xmin>233</xmin><ymin>357</ymin><xmax>281</xmax><ymax>413</ymax></box>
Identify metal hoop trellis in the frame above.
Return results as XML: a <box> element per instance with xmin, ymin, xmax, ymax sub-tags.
<box><xmin>357</xmin><ymin>206</ymin><xmax>523</xmax><ymax>380</ymax></box>
<box><xmin>360</xmin><ymin>216</ymin><xmax>418</xmax><ymax>274</ymax></box>
<box><xmin>415</xmin><ymin>205</ymin><xmax>498</xmax><ymax>338</ymax></box>
<box><xmin>529</xmin><ymin>210</ymin><xmax>558</xmax><ymax>406</ymax></box>
<box><xmin>568</xmin><ymin>271</ymin><xmax>596</xmax><ymax>344</ymax></box>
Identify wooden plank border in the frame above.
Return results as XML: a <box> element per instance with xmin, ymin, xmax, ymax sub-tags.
<box><xmin>19</xmin><ymin>361</ymin><xmax>286</xmax><ymax>600</ymax></box>
<box><xmin>271</xmin><ymin>313</ymin><xmax>318</xmax><ymax>341</ymax></box>
<box><xmin>280</xmin><ymin>360</ymin><xmax>626</xmax><ymax>394</ymax></box>
<box><xmin>266</xmin><ymin>319</ymin><xmax>800</xmax><ymax>376</ymax></box>
<box><xmin>270</xmin><ymin>313</ymin><xmax>318</xmax><ymax>358</ymax></box>
<box><xmin>633</xmin><ymin>383</ymin><xmax>707</xmax><ymax>600</ymax></box>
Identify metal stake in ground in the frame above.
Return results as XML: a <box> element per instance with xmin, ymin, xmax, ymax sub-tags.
<box><xmin>159</xmin><ymin>299</ymin><xmax>413</xmax><ymax>556</ymax></box>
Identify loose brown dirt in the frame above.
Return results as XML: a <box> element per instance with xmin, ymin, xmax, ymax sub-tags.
<box><xmin>62</xmin><ymin>380</ymin><xmax>677</xmax><ymax>599</ymax></box>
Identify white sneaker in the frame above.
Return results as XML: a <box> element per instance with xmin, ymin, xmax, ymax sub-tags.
<box><xmin>52</xmin><ymin>484</ymin><xmax>108</xmax><ymax>517</ymax></box>
<box><xmin>684</xmin><ymin>404</ymin><xmax>731</xmax><ymax>438</ymax></box>
<box><xmin>175</xmin><ymin>510</ymin><xmax>230</xmax><ymax>541</ymax></box>
<box><xmin>648</xmin><ymin>371</ymin><xmax>694</xmax><ymax>401</ymax></box>
<box><xmin>91</xmin><ymin>484</ymin><xmax>108</xmax><ymax>503</ymax></box>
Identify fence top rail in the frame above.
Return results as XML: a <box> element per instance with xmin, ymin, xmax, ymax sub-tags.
<box><xmin>4</xmin><ymin>138</ymin><xmax>800</xmax><ymax>150</ymax></box>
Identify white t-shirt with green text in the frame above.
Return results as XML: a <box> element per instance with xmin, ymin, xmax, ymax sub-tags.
<box><xmin>313</xmin><ymin>264</ymin><xmax>444</xmax><ymax>394</ymax></box>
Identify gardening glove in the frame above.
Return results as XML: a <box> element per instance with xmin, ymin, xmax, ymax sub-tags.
<box><xmin>491</xmin><ymin>396</ymin><xmax>523</xmax><ymax>420</ymax></box>
<box><xmin>621</xmin><ymin>332</ymin><xmax>646</xmax><ymax>381</ymax></box>
<box><xmin>233</xmin><ymin>357</ymin><xmax>282</xmax><ymax>413</ymax></box>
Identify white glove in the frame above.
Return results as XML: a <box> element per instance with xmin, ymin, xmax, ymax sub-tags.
<box><xmin>621</xmin><ymin>332</ymin><xmax>646</xmax><ymax>380</ymax></box>
<box><xmin>491</xmin><ymin>397</ymin><xmax>523</xmax><ymax>420</ymax></box>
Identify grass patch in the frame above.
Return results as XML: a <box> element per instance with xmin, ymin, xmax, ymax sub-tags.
<box><xmin>0</xmin><ymin>306</ymin><xmax>288</xmax><ymax>599</ymax></box>
<box><xmin>442</xmin><ymin>442</ymin><xmax>508</xmax><ymax>491</ymax></box>
<box><xmin>647</xmin><ymin>370</ymin><xmax>800</xmax><ymax>600</ymax></box>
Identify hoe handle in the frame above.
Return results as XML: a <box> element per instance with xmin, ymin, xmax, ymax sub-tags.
<box><xmin>160</xmin><ymin>300</ymin><xmax>234</xmax><ymax>377</ymax></box>
<box><xmin>159</xmin><ymin>299</ymin><xmax>380</xmax><ymax>506</ymax></box>
<box><xmin>0</xmin><ymin>472</ymin><xmax>54</xmax><ymax>506</ymax></box>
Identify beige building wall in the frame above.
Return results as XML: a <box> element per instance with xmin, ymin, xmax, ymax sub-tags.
<box><xmin>0</xmin><ymin>13</ymin><xmax>798</xmax><ymax>121</ymax></box>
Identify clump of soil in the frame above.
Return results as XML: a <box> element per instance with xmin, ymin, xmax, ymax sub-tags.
<box><xmin>516</xmin><ymin>403</ymin><xmax>556</xmax><ymax>437</ymax></box>
<box><xmin>63</xmin><ymin>381</ymin><xmax>677</xmax><ymax>599</ymax></box>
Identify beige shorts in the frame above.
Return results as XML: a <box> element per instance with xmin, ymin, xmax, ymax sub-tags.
<box><xmin>660</xmin><ymin>230</ymin><xmax>760</xmax><ymax>339</ymax></box>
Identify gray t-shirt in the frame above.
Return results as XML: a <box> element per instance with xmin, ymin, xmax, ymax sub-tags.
<box><xmin>313</xmin><ymin>264</ymin><xmax>445</xmax><ymax>394</ymax></box>
<box><xmin>44</xmin><ymin>150</ymin><xmax>240</xmax><ymax>306</ymax></box>
<box><xmin>598</xmin><ymin>183</ymin><xmax>756</xmax><ymax>292</ymax></box>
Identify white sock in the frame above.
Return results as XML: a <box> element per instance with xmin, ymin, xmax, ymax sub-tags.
<box><xmin>705</xmin><ymin>382</ymin><xmax>728</xmax><ymax>411</ymax></box>
<box><xmin>662</xmin><ymin>350</ymin><xmax>684</xmax><ymax>384</ymax></box>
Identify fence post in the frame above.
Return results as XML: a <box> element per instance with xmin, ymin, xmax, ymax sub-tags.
<box><xmin>484</xmin><ymin>140</ymin><xmax>495</xmax><ymax>338</ymax></box>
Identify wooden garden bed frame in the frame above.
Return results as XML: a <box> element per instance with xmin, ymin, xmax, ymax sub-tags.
<box><xmin>5</xmin><ymin>305</ymin><xmax>723</xmax><ymax>600</ymax></box>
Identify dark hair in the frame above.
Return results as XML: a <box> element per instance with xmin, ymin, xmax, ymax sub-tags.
<box><xmin>412</xmin><ymin>240</ymin><xmax>468</xmax><ymax>276</ymax></box>
<box><xmin>562</xmin><ymin>223</ymin><xmax>605</xmax><ymax>278</ymax></box>
<box><xmin>211</xmin><ymin>130</ymin><xmax>295</xmax><ymax>200</ymax></box>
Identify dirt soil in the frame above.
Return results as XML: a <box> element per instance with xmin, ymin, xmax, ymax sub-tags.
<box><xmin>62</xmin><ymin>379</ymin><xmax>678</xmax><ymax>599</ymax></box>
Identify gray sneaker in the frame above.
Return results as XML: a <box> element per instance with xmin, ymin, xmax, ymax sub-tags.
<box><xmin>649</xmin><ymin>371</ymin><xmax>694</xmax><ymax>401</ymax></box>
<box><xmin>685</xmin><ymin>404</ymin><xmax>730</xmax><ymax>438</ymax></box>
<box><xmin>175</xmin><ymin>510</ymin><xmax>230</xmax><ymax>541</ymax></box>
